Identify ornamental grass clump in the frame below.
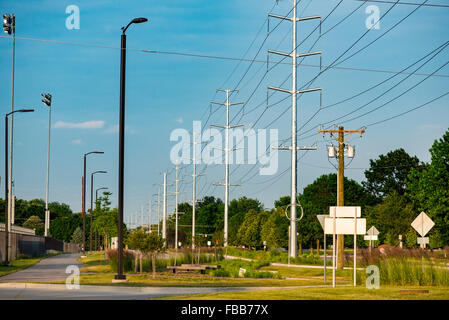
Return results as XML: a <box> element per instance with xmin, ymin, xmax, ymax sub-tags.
<box><xmin>105</xmin><ymin>249</ymin><xmax>134</xmax><ymax>272</ymax></box>
<box><xmin>357</xmin><ymin>247</ymin><xmax>449</xmax><ymax>286</ymax></box>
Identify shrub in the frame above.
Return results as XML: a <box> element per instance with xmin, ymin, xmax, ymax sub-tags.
<box><xmin>105</xmin><ymin>249</ymin><xmax>134</xmax><ymax>272</ymax></box>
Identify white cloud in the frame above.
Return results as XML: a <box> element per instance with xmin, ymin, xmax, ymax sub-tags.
<box><xmin>54</xmin><ymin>120</ymin><xmax>105</xmax><ymax>129</ymax></box>
<box><xmin>71</xmin><ymin>139</ymin><xmax>83</xmax><ymax>145</ymax></box>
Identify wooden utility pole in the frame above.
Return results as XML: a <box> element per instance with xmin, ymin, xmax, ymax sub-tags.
<box><xmin>319</xmin><ymin>126</ymin><xmax>365</xmax><ymax>269</ymax></box>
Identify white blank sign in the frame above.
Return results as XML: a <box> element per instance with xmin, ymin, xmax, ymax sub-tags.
<box><xmin>417</xmin><ymin>237</ymin><xmax>429</xmax><ymax>245</ymax></box>
<box><xmin>364</xmin><ymin>235</ymin><xmax>378</xmax><ymax>241</ymax></box>
<box><xmin>329</xmin><ymin>206</ymin><xmax>361</xmax><ymax>218</ymax></box>
<box><xmin>324</xmin><ymin>218</ymin><xmax>366</xmax><ymax>235</ymax></box>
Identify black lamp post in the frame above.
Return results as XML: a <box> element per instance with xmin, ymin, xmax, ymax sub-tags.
<box><xmin>4</xmin><ymin>109</ymin><xmax>33</xmax><ymax>264</ymax></box>
<box><xmin>116</xmin><ymin>17</ymin><xmax>148</xmax><ymax>281</ymax></box>
<box><xmin>82</xmin><ymin>151</ymin><xmax>103</xmax><ymax>255</ymax></box>
<box><xmin>90</xmin><ymin>170</ymin><xmax>107</xmax><ymax>252</ymax></box>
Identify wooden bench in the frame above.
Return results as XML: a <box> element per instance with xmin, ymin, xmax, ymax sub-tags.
<box><xmin>166</xmin><ymin>264</ymin><xmax>220</xmax><ymax>274</ymax></box>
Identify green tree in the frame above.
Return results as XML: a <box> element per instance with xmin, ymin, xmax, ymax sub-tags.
<box><xmin>49</xmin><ymin>213</ymin><xmax>82</xmax><ymax>242</ymax></box>
<box><xmin>407</xmin><ymin>129</ymin><xmax>449</xmax><ymax>246</ymax></box>
<box><xmin>274</xmin><ymin>196</ymin><xmax>290</xmax><ymax>209</ymax></box>
<box><xmin>261</xmin><ymin>208</ymin><xmax>289</xmax><ymax>249</ymax></box>
<box><xmin>71</xmin><ymin>227</ymin><xmax>84</xmax><ymax>244</ymax></box>
<box><xmin>127</xmin><ymin>229</ymin><xmax>148</xmax><ymax>273</ymax></box>
<box><xmin>237</xmin><ymin>209</ymin><xmax>268</xmax><ymax>248</ymax></box>
<box><xmin>228</xmin><ymin>197</ymin><xmax>263</xmax><ymax>245</ymax></box>
<box><xmin>23</xmin><ymin>215</ymin><xmax>44</xmax><ymax>235</ymax></box>
<box><xmin>363</xmin><ymin>148</ymin><xmax>420</xmax><ymax>199</ymax></box>
<box><xmin>404</xmin><ymin>227</ymin><xmax>417</xmax><ymax>248</ymax></box>
<box><xmin>364</xmin><ymin>192</ymin><xmax>416</xmax><ymax>245</ymax></box>
<box><xmin>146</xmin><ymin>232</ymin><xmax>165</xmax><ymax>278</ymax></box>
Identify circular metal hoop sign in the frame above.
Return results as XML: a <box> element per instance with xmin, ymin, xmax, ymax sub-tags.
<box><xmin>284</xmin><ymin>203</ymin><xmax>304</xmax><ymax>222</ymax></box>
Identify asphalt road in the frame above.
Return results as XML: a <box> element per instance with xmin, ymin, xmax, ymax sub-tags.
<box><xmin>0</xmin><ymin>253</ymin><xmax>83</xmax><ymax>283</ymax></box>
<box><xmin>0</xmin><ymin>282</ymin><xmax>265</xmax><ymax>300</ymax></box>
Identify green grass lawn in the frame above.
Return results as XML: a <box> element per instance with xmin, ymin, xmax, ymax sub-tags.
<box><xmin>78</xmin><ymin>251</ymin><xmax>112</xmax><ymax>273</ymax></box>
<box><xmin>0</xmin><ymin>253</ymin><xmax>60</xmax><ymax>277</ymax></box>
<box><xmin>153</xmin><ymin>285</ymin><xmax>449</xmax><ymax>300</ymax></box>
<box><xmin>50</xmin><ymin>272</ymin><xmax>326</xmax><ymax>287</ymax></box>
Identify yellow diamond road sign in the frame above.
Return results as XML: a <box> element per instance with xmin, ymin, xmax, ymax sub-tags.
<box><xmin>411</xmin><ymin>211</ymin><xmax>434</xmax><ymax>237</ymax></box>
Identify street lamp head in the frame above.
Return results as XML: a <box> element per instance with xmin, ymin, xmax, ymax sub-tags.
<box><xmin>131</xmin><ymin>17</ymin><xmax>148</xmax><ymax>24</ymax></box>
<box><xmin>18</xmin><ymin>109</ymin><xmax>34</xmax><ymax>113</ymax></box>
<box><xmin>122</xmin><ymin>17</ymin><xmax>148</xmax><ymax>33</ymax></box>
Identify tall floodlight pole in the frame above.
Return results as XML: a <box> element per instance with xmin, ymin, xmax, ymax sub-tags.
<box><xmin>4</xmin><ymin>109</ymin><xmax>34</xmax><ymax>264</ymax></box>
<box><xmin>268</xmin><ymin>3</ymin><xmax>322</xmax><ymax>258</ymax></box>
<box><xmin>211</xmin><ymin>89</ymin><xmax>243</xmax><ymax>247</ymax></box>
<box><xmin>41</xmin><ymin>93</ymin><xmax>52</xmax><ymax>237</ymax></box>
<box><xmin>3</xmin><ymin>13</ymin><xmax>15</xmax><ymax>248</ymax></box>
<box><xmin>90</xmin><ymin>170</ymin><xmax>107</xmax><ymax>252</ymax></box>
<box><xmin>116</xmin><ymin>17</ymin><xmax>148</xmax><ymax>281</ymax></box>
<box><xmin>82</xmin><ymin>151</ymin><xmax>104</xmax><ymax>255</ymax></box>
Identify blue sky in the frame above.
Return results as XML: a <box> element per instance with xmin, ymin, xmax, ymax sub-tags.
<box><xmin>0</xmin><ymin>0</ymin><xmax>448</xmax><ymax>225</ymax></box>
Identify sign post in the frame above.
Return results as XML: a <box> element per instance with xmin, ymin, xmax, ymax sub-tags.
<box><xmin>411</xmin><ymin>212</ymin><xmax>434</xmax><ymax>249</ymax></box>
<box><xmin>317</xmin><ymin>215</ymin><xmax>328</xmax><ymax>283</ymax></box>
<box><xmin>364</xmin><ymin>226</ymin><xmax>379</xmax><ymax>252</ymax></box>
<box><xmin>324</xmin><ymin>206</ymin><xmax>365</xmax><ymax>287</ymax></box>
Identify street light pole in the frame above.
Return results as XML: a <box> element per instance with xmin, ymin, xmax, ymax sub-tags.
<box><xmin>116</xmin><ymin>17</ymin><xmax>148</xmax><ymax>281</ymax></box>
<box><xmin>41</xmin><ymin>93</ymin><xmax>52</xmax><ymax>237</ymax></box>
<box><xmin>3</xmin><ymin>13</ymin><xmax>16</xmax><ymax>250</ymax></box>
<box><xmin>4</xmin><ymin>109</ymin><xmax>34</xmax><ymax>264</ymax></box>
<box><xmin>82</xmin><ymin>151</ymin><xmax>104</xmax><ymax>255</ymax></box>
<box><xmin>90</xmin><ymin>170</ymin><xmax>107</xmax><ymax>252</ymax></box>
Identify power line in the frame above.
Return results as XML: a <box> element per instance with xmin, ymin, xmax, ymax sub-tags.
<box><xmin>354</xmin><ymin>0</ymin><xmax>449</xmax><ymax>8</ymax></box>
<box><xmin>365</xmin><ymin>89</ymin><xmax>449</xmax><ymax>127</ymax></box>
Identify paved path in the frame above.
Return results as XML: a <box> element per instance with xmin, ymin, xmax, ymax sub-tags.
<box><xmin>0</xmin><ymin>253</ymin><xmax>351</xmax><ymax>299</ymax></box>
<box><xmin>0</xmin><ymin>283</ymin><xmax>348</xmax><ymax>300</ymax></box>
<box><xmin>0</xmin><ymin>253</ymin><xmax>83</xmax><ymax>283</ymax></box>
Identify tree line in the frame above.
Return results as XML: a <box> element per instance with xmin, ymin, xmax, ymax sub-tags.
<box><xmin>4</xmin><ymin>128</ymin><xmax>448</xmax><ymax>250</ymax></box>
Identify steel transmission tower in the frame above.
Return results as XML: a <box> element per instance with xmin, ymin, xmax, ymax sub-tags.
<box><xmin>211</xmin><ymin>89</ymin><xmax>243</xmax><ymax>247</ymax></box>
<box><xmin>267</xmin><ymin>1</ymin><xmax>322</xmax><ymax>258</ymax></box>
<box><xmin>186</xmin><ymin>132</ymin><xmax>205</xmax><ymax>249</ymax></box>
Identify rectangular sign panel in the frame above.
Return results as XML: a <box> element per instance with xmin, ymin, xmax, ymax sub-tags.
<box><xmin>364</xmin><ymin>235</ymin><xmax>378</xmax><ymax>241</ymax></box>
<box><xmin>324</xmin><ymin>218</ymin><xmax>366</xmax><ymax>235</ymax></box>
<box><xmin>329</xmin><ymin>206</ymin><xmax>361</xmax><ymax>218</ymax></box>
<box><xmin>417</xmin><ymin>237</ymin><xmax>429</xmax><ymax>245</ymax></box>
